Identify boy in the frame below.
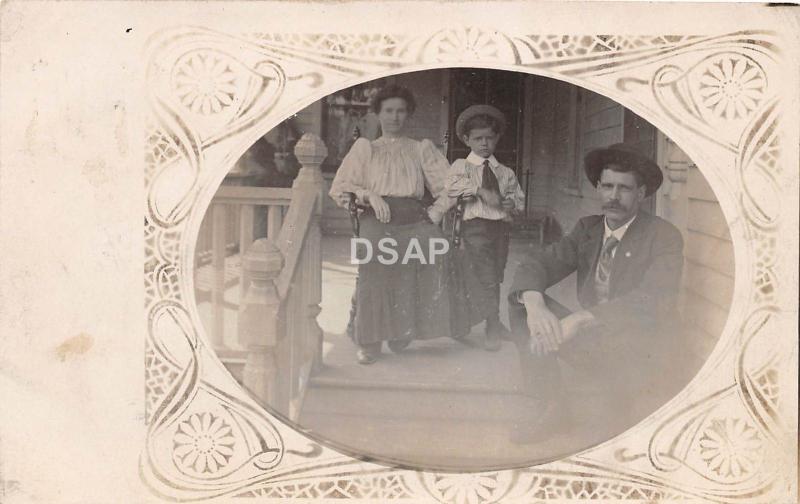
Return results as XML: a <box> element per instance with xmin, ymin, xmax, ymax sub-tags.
<box><xmin>447</xmin><ymin>105</ymin><xmax>525</xmax><ymax>351</ymax></box>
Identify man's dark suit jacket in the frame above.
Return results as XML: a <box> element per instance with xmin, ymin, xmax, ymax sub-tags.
<box><xmin>510</xmin><ymin>211</ymin><xmax>684</xmax><ymax>336</ymax></box>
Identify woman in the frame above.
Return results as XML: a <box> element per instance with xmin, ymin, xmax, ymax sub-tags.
<box><xmin>330</xmin><ymin>85</ymin><xmax>454</xmax><ymax>364</ymax></box>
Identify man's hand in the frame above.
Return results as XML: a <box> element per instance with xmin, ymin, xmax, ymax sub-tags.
<box><xmin>477</xmin><ymin>187</ymin><xmax>501</xmax><ymax>209</ymax></box>
<box><xmin>366</xmin><ymin>191</ymin><xmax>391</xmax><ymax>223</ymax></box>
<box><xmin>559</xmin><ymin>310</ymin><xmax>597</xmax><ymax>343</ymax></box>
<box><xmin>521</xmin><ymin>291</ymin><xmax>562</xmax><ymax>355</ymax></box>
<box><xmin>529</xmin><ymin>335</ymin><xmax>548</xmax><ymax>356</ymax></box>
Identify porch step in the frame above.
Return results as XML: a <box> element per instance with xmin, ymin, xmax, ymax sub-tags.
<box><xmin>296</xmin><ymin>346</ymin><xmax>646</xmax><ymax>469</ymax></box>
<box><xmin>309</xmin><ymin>374</ymin><xmax>519</xmax><ymax>394</ymax></box>
<box><xmin>316</xmin><ymin>335</ymin><xmax>523</xmax><ymax>393</ymax></box>
<box><xmin>297</xmin><ymin>384</ymin><xmax>539</xmax><ymax>470</ymax></box>
<box><xmin>301</xmin><ymin>382</ymin><xmax>525</xmax><ymax>422</ymax></box>
<box><xmin>297</xmin><ymin>384</ymin><xmax>620</xmax><ymax>470</ymax></box>
<box><xmin>298</xmin><ymin>409</ymin><xmax>529</xmax><ymax>469</ymax></box>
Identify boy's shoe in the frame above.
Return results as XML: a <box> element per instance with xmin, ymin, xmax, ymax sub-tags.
<box><xmin>387</xmin><ymin>339</ymin><xmax>411</xmax><ymax>353</ymax></box>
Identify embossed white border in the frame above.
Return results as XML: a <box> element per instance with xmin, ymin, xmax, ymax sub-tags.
<box><xmin>141</xmin><ymin>23</ymin><xmax>798</xmax><ymax>503</ymax></box>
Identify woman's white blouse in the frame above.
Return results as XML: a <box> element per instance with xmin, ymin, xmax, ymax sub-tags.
<box><xmin>329</xmin><ymin>137</ymin><xmax>454</xmax><ymax>222</ymax></box>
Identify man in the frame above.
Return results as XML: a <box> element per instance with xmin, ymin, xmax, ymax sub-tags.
<box><xmin>508</xmin><ymin>142</ymin><xmax>684</xmax><ymax>443</ymax></box>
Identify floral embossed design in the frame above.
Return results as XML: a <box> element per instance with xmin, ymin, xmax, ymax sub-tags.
<box><xmin>429</xmin><ymin>474</ymin><xmax>501</xmax><ymax>503</ymax></box>
<box><xmin>698</xmin><ymin>56</ymin><xmax>765</xmax><ymax>120</ymax></box>
<box><xmin>430</xmin><ymin>27</ymin><xmax>506</xmax><ymax>62</ymax></box>
<box><xmin>174</xmin><ymin>53</ymin><xmax>238</xmax><ymax>115</ymax></box>
<box><xmin>173</xmin><ymin>412</ymin><xmax>236</xmax><ymax>474</ymax></box>
<box><xmin>142</xmin><ymin>25</ymin><xmax>788</xmax><ymax>502</ymax></box>
<box><xmin>144</xmin><ymin>342</ymin><xmax>179</xmax><ymax>423</ymax></box>
<box><xmin>699</xmin><ymin>418</ymin><xmax>762</xmax><ymax>478</ymax></box>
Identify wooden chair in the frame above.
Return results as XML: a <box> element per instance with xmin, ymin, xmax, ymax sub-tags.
<box><xmin>344</xmin><ymin>192</ymin><xmax>364</xmax><ymax>238</ymax></box>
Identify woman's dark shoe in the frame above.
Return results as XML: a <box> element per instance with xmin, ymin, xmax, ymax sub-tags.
<box><xmin>387</xmin><ymin>339</ymin><xmax>411</xmax><ymax>353</ymax></box>
<box><xmin>356</xmin><ymin>349</ymin><xmax>379</xmax><ymax>365</ymax></box>
<box><xmin>356</xmin><ymin>343</ymin><xmax>381</xmax><ymax>365</ymax></box>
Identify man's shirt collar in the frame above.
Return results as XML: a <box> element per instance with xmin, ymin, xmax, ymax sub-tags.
<box><xmin>604</xmin><ymin>214</ymin><xmax>637</xmax><ymax>242</ymax></box>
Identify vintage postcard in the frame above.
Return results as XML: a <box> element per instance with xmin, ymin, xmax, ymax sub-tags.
<box><xmin>0</xmin><ymin>1</ymin><xmax>797</xmax><ymax>503</ymax></box>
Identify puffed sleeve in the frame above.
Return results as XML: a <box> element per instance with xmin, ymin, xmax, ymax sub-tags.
<box><xmin>418</xmin><ymin>139</ymin><xmax>455</xmax><ymax>223</ymax></box>
<box><xmin>329</xmin><ymin>138</ymin><xmax>371</xmax><ymax>208</ymax></box>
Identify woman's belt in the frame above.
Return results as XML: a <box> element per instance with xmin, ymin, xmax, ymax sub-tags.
<box><xmin>363</xmin><ymin>196</ymin><xmax>429</xmax><ymax>226</ymax></box>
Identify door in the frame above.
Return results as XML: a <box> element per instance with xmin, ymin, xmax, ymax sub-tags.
<box><xmin>447</xmin><ymin>69</ymin><xmax>524</xmax><ymax>171</ymax></box>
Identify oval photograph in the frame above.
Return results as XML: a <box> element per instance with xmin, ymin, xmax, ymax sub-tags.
<box><xmin>193</xmin><ymin>69</ymin><xmax>733</xmax><ymax>471</ymax></box>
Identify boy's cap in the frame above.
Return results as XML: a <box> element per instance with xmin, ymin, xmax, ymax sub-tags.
<box><xmin>455</xmin><ymin>104</ymin><xmax>506</xmax><ymax>139</ymax></box>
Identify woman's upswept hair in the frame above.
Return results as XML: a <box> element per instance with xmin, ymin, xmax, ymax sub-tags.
<box><xmin>369</xmin><ymin>84</ymin><xmax>417</xmax><ymax>115</ymax></box>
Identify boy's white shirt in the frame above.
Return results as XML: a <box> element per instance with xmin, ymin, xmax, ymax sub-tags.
<box><xmin>446</xmin><ymin>151</ymin><xmax>526</xmax><ymax>221</ymax></box>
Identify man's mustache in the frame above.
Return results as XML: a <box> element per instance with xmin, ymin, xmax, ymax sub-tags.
<box><xmin>603</xmin><ymin>203</ymin><xmax>624</xmax><ymax>210</ymax></box>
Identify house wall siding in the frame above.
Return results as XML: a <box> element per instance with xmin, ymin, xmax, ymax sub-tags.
<box><xmin>528</xmin><ymin>87</ymin><xmax>623</xmax><ymax>235</ymax></box>
<box><xmin>681</xmin><ymin>165</ymin><xmax>734</xmax><ymax>353</ymax></box>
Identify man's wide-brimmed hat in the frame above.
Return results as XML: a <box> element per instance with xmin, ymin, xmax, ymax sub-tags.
<box><xmin>584</xmin><ymin>143</ymin><xmax>663</xmax><ymax>196</ymax></box>
<box><xmin>455</xmin><ymin>104</ymin><xmax>506</xmax><ymax>139</ymax></box>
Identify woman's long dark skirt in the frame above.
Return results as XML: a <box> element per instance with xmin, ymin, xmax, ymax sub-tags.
<box><xmin>352</xmin><ymin>198</ymin><xmax>451</xmax><ymax>346</ymax></box>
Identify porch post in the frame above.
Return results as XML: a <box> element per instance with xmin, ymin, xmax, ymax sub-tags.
<box><xmin>240</xmin><ymin>238</ymin><xmax>283</xmax><ymax>405</ymax></box>
<box><xmin>292</xmin><ymin>134</ymin><xmax>327</xmax><ymax>370</ymax></box>
<box><xmin>293</xmin><ymin>133</ymin><xmax>327</xmax><ymax>206</ymax></box>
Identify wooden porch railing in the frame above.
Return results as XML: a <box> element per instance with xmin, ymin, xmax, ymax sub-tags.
<box><xmin>197</xmin><ymin>186</ymin><xmax>293</xmax><ymax>350</ymax></box>
<box><xmin>238</xmin><ymin>133</ymin><xmax>326</xmax><ymax>421</ymax></box>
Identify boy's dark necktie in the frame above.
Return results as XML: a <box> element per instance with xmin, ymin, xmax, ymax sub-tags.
<box><xmin>481</xmin><ymin>159</ymin><xmax>500</xmax><ymax>193</ymax></box>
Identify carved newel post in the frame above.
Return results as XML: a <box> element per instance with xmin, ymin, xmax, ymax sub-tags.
<box><xmin>293</xmin><ymin>134</ymin><xmax>327</xmax><ymax>370</ymax></box>
<box><xmin>240</xmin><ymin>238</ymin><xmax>283</xmax><ymax>406</ymax></box>
<box><xmin>293</xmin><ymin>133</ymin><xmax>327</xmax><ymax>198</ymax></box>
